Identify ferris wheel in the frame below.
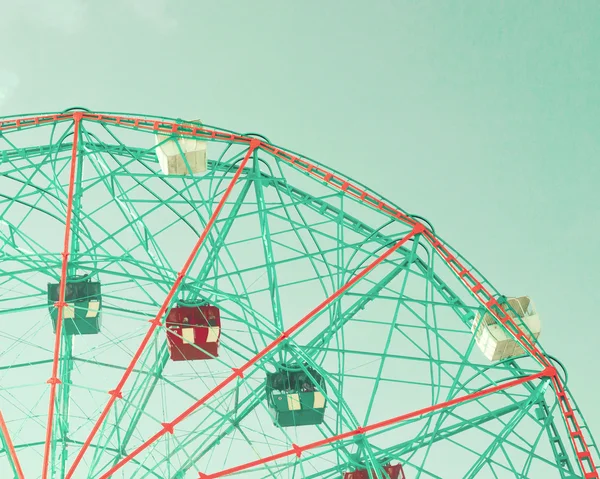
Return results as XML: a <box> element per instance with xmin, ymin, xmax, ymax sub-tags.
<box><xmin>0</xmin><ymin>108</ymin><xmax>597</xmax><ymax>479</ymax></box>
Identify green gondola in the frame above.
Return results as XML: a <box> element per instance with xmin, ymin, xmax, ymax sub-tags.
<box><xmin>266</xmin><ymin>363</ymin><xmax>327</xmax><ymax>427</ymax></box>
<box><xmin>48</xmin><ymin>279</ymin><xmax>102</xmax><ymax>335</ymax></box>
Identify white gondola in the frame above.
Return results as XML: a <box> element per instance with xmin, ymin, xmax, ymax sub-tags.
<box><xmin>472</xmin><ymin>296</ymin><xmax>541</xmax><ymax>361</ymax></box>
<box><xmin>155</xmin><ymin>120</ymin><xmax>207</xmax><ymax>175</ymax></box>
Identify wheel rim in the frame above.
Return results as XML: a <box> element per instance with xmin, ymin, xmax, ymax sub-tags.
<box><xmin>0</xmin><ymin>110</ymin><xmax>597</xmax><ymax>479</ymax></box>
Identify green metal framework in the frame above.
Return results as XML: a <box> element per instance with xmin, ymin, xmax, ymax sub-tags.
<box><xmin>0</xmin><ymin>109</ymin><xmax>597</xmax><ymax>479</ymax></box>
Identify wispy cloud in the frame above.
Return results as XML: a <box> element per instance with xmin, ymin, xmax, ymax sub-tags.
<box><xmin>37</xmin><ymin>0</ymin><xmax>88</xmax><ymax>34</ymax></box>
<box><xmin>126</xmin><ymin>0</ymin><xmax>178</xmax><ymax>30</ymax></box>
<box><xmin>2</xmin><ymin>1</ymin><xmax>177</xmax><ymax>35</ymax></box>
<box><xmin>0</xmin><ymin>71</ymin><xmax>19</xmax><ymax>108</ymax></box>
<box><xmin>0</xmin><ymin>0</ymin><xmax>89</xmax><ymax>35</ymax></box>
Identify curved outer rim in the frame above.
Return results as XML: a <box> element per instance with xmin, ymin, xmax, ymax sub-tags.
<box><xmin>0</xmin><ymin>109</ymin><xmax>597</xmax><ymax>479</ymax></box>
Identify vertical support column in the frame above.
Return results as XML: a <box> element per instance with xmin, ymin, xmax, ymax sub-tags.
<box><xmin>194</xmin><ymin>369</ymin><xmax>551</xmax><ymax>479</ymax></box>
<box><xmin>462</xmin><ymin>380</ymin><xmax>548</xmax><ymax>477</ymax></box>
<box><xmin>98</xmin><ymin>225</ymin><xmax>423</xmax><ymax>478</ymax></box>
<box><xmin>54</xmin><ymin>114</ymin><xmax>86</xmax><ymax>479</ymax></box>
<box><xmin>65</xmin><ymin>139</ymin><xmax>261</xmax><ymax>479</ymax></box>
<box><xmin>89</xmin><ymin>181</ymin><xmax>255</xmax><ymax>477</ymax></box>
<box><xmin>253</xmin><ymin>151</ymin><xmax>284</xmax><ymax>332</ymax></box>
<box><xmin>551</xmin><ymin>375</ymin><xmax>599</xmax><ymax>479</ymax></box>
<box><xmin>508</xmin><ymin>361</ymin><xmax>575</xmax><ymax>477</ymax></box>
<box><xmin>0</xmin><ymin>411</ymin><xmax>25</xmax><ymax>479</ymax></box>
<box><xmin>42</xmin><ymin>111</ymin><xmax>82</xmax><ymax>479</ymax></box>
<box><xmin>55</xmin><ymin>336</ymin><xmax>74</xmax><ymax>479</ymax></box>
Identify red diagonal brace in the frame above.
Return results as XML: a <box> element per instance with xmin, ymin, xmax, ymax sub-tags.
<box><xmin>192</xmin><ymin>111</ymin><xmax>600</xmax><ymax>476</ymax></box>
<box><xmin>65</xmin><ymin>140</ymin><xmax>260</xmax><ymax>479</ymax></box>
<box><xmin>197</xmin><ymin>369</ymin><xmax>550</xmax><ymax>478</ymax></box>
<box><xmin>81</xmin><ymin>113</ymin><xmax>250</xmax><ymax>145</ymax></box>
<box><xmin>161</xmin><ymin>422</ymin><xmax>175</xmax><ymax>435</ymax></box>
<box><xmin>41</xmin><ymin>111</ymin><xmax>80</xmax><ymax>479</ymax></box>
<box><xmin>4</xmin><ymin>112</ymin><xmax>596</xmax><ymax>478</ymax></box>
<box><xmin>0</xmin><ymin>411</ymin><xmax>25</xmax><ymax>479</ymax></box>
<box><xmin>98</xmin><ymin>224</ymin><xmax>422</xmax><ymax>478</ymax></box>
<box><xmin>291</xmin><ymin>443</ymin><xmax>303</xmax><ymax>458</ymax></box>
<box><xmin>419</xmin><ymin>232</ymin><xmax>598</xmax><ymax>478</ymax></box>
<box><xmin>551</xmin><ymin>374</ymin><xmax>599</xmax><ymax>479</ymax></box>
<box><xmin>108</xmin><ymin>389</ymin><xmax>123</xmax><ymax>400</ymax></box>
<box><xmin>0</xmin><ymin>112</ymin><xmax>73</xmax><ymax>132</ymax></box>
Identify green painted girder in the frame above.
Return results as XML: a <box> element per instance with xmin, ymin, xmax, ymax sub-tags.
<box><xmin>166</xmin><ymin>389</ymin><xmax>267</xmax><ymax>479</ymax></box>
<box><xmin>88</xmin><ymin>341</ymin><xmax>170</xmax><ymax>477</ymax></box>
<box><xmin>49</xmin><ymin>119</ymin><xmax>85</xmax><ymax>479</ymax></box>
<box><xmin>0</xmin><ymin>439</ymin><xmax>163</xmax><ymax>479</ymax></box>
<box><xmin>463</xmin><ymin>380</ymin><xmax>548</xmax><ymax>478</ymax></box>
<box><xmin>508</xmin><ymin>360</ymin><xmax>576</xmax><ymax>478</ymax></box>
<box><xmin>264</xmin><ymin>176</ymin><xmax>475</xmax><ymax>324</ymax></box>
<box><xmin>78</xmin><ymin>135</ymin><xmax>269</xmax><ymax>344</ymax></box>
<box><xmin>148</xmin><ymin>376</ymin><xmax>288</xmax><ymax>478</ymax></box>
<box><xmin>91</xmin><ymin>180</ymin><xmax>260</xmax><ymax>476</ymax></box>
<box><xmin>296</xmin><ymin>247</ymin><xmax>506</xmax><ymax>444</ymax></box>
<box><xmin>253</xmin><ymin>154</ymin><xmax>284</xmax><ymax>333</ymax></box>
<box><xmin>300</xmin><ymin>387</ymin><xmax>554</xmax><ymax>479</ymax></box>
<box><xmin>53</xmin><ymin>336</ymin><xmax>74</xmax><ymax>479</ymax></box>
<box><xmin>32</xmin><ymin>122</ymin><xmax>181</xmax><ymax>477</ymax></box>
<box><xmin>81</xmin><ymin>348</ymin><xmax>265</xmax><ymax>477</ymax></box>
<box><xmin>302</xmin><ymin>415</ymin><xmax>500</xmax><ymax>479</ymax></box>
<box><xmin>1</xmin><ymin>112</ymin><xmax>596</xmax><ymax>478</ymax></box>
<box><xmin>64</xmin><ymin>439</ymin><xmax>163</xmax><ymax>479</ymax></box>
<box><xmin>363</xmin><ymin>238</ymin><xmax>420</xmax><ymax>425</ymax></box>
<box><xmin>0</xmin><ymin>158</ymin><xmax>183</xmax><ymax>319</ymax></box>
<box><xmin>184</xmin><ymin>163</ymin><xmax>536</xmax><ymax>478</ymax></box>
<box><xmin>76</xmin><ymin>129</ymin><xmax>174</xmax><ymax>280</ymax></box>
<box><xmin>2</xmin><ymin>140</ymin><xmax>473</xmax><ymax>328</ymax></box>
<box><xmin>305</xmin><ymin>255</ymin><xmax>417</xmax><ymax>357</ymax></box>
<box><xmin>160</xmin><ymin>353</ymin><xmax>359</xmax><ymax>477</ymax></box>
<box><xmin>1</xmin><ymin>145</ymin><xmax>418</xmax><ymax>290</ymax></box>
<box><xmin>0</xmin><ymin>426</ymin><xmax>20</xmax><ymax>479</ymax></box>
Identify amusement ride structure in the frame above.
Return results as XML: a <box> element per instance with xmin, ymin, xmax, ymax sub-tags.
<box><xmin>0</xmin><ymin>108</ymin><xmax>597</xmax><ymax>478</ymax></box>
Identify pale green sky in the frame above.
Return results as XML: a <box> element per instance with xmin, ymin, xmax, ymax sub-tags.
<box><xmin>0</xmin><ymin>0</ymin><xmax>599</xmax><ymax>473</ymax></box>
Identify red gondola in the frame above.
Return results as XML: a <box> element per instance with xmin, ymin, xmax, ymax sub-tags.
<box><xmin>166</xmin><ymin>305</ymin><xmax>221</xmax><ymax>361</ymax></box>
<box><xmin>343</xmin><ymin>464</ymin><xmax>405</xmax><ymax>479</ymax></box>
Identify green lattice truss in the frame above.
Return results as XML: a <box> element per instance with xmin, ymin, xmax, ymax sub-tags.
<box><xmin>0</xmin><ymin>109</ymin><xmax>597</xmax><ymax>479</ymax></box>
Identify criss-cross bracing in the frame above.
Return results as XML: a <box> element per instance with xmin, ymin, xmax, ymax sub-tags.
<box><xmin>0</xmin><ymin>111</ymin><xmax>597</xmax><ymax>479</ymax></box>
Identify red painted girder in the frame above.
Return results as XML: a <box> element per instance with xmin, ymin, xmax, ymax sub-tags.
<box><xmin>260</xmin><ymin>137</ymin><xmax>596</xmax><ymax>477</ymax></box>
<box><xmin>0</xmin><ymin>411</ymin><xmax>25</xmax><ymax>479</ymax></box>
<box><xmin>41</xmin><ymin>112</ymin><xmax>82</xmax><ymax>479</ymax></box>
<box><xmin>552</xmin><ymin>374</ymin><xmax>599</xmax><ymax>479</ymax></box>
<box><xmin>97</xmin><ymin>225</ymin><xmax>423</xmax><ymax>478</ymax></box>
<box><xmin>255</xmin><ymin>142</ymin><xmax>598</xmax><ymax>478</ymax></box>
<box><xmin>0</xmin><ymin>113</ymin><xmax>73</xmax><ymax>132</ymax></box>
<box><xmin>64</xmin><ymin>139</ymin><xmax>261</xmax><ymax>479</ymax></box>
<box><xmin>417</xmin><ymin>230</ymin><xmax>598</xmax><ymax>478</ymax></box>
<box><xmin>1</xmin><ymin>112</ymin><xmax>596</xmax><ymax>477</ymax></box>
<box><xmin>80</xmin><ymin>113</ymin><xmax>250</xmax><ymax>144</ymax></box>
<box><xmin>196</xmin><ymin>368</ymin><xmax>554</xmax><ymax>478</ymax></box>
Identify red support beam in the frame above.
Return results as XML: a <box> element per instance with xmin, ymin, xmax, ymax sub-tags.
<box><xmin>41</xmin><ymin>112</ymin><xmax>81</xmax><ymax>479</ymax></box>
<box><xmin>551</xmin><ymin>374</ymin><xmax>599</xmax><ymax>479</ymax></box>
<box><xmin>0</xmin><ymin>411</ymin><xmax>25</xmax><ymax>479</ymax></box>
<box><xmin>80</xmin><ymin>113</ymin><xmax>249</xmax><ymax>144</ymax></box>
<box><xmin>65</xmin><ymin>139</ymin><xmax>260</xmax><ymax>479</ymax></box>
<box><xmin>97</xmin><ymin>224</ymin><xmax>424</xmax><ymax>478</ymax></box>
<box><xmin>0</xmin><ymin>112</ymin><xmax>595</xmax><ymax>478</ymax></box>
<box><xmin>196</xmin><ymin>368</ymin><xmax>554</xmax><ymax>478</ymax></box>
<box><xmin>261</xmin><ymin>137</ymin><xmax>600</xmax><ymax>479</ymax></box>
<box><xmin>0</xmin><ymin>113</ymin><xmax>73</xmax><ymax>132</ymax></box>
